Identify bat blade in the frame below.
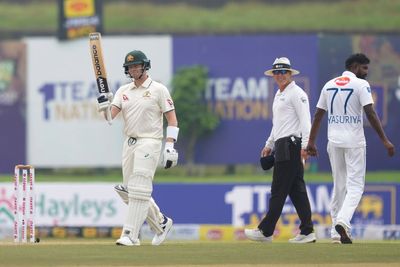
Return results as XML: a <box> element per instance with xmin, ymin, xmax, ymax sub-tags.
<box><xmin>89</xmin><ymin>32</ymin><xmax>110</xmax><ymax>94</ymax></box>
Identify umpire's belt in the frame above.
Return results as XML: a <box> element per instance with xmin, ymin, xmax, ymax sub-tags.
<box><xmin>274</xmin><ymin>135</ymin><xmax>301</xmax><ymax>162</ymax></box>
<box><xmin>276</xmin><ymin>135</ymin><xmax>301</xmax><ymax>145</ymax></box>
<box><xmin>128</xmin><ymin>137</ymin><xmax>137</xmax><ymax>146</ymax></box>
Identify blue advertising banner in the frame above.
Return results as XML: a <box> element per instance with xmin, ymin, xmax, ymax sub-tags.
<box><xmin>153</xmin><ymin>183</ymin><xmax>400</xmax><ymax>226</ymax></box>
<box><xmin>317</xmin><ymin>35</ymin><xmax>400</xmax><ymax>171</ymax></box>
<box><xmin>173</xmin><ymin>35</ymin><xmax>318</xmax><ymax>164</ymax></box>
<box><xmin>0</xmin><ymin>42</ymin><xmax>26</xmax><ymax>173</ymax></box>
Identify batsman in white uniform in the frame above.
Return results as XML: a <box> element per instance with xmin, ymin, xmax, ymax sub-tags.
<box><xmin>97</xmin><ymin>50</ymin><xmax>179</xmax><ymax>246</ymax></box>
<box><xmin>307</xmin><ymin>53</ymin><xmax>395</xmax><ymax>244</ymax></box>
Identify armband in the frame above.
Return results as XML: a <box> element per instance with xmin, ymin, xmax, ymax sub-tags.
<box><xmin>166</xmin><ymin>126</ymin><xmax>179</xmax><ymax>142</ymax></box>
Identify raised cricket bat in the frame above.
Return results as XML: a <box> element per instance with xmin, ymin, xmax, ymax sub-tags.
<box><xmin>89</xmin><ymin>32</ymin><xmax>112</xmax><ymax>124</ymax></box>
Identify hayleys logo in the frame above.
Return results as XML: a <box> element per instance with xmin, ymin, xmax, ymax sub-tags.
<box><xmin>0</xmin><ymin>188</ymin><xmax>14</xmax><ymax>225</ymax></box>
<box><xmin>334</xmin><ymin>76</ymin><xmax>350</xmax><ymax>86</ymax></box>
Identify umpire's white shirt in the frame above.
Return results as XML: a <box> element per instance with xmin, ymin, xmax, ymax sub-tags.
<box><xmin>112</xmin><ymin>77</ymin><xmax>175</xmax><ymax>139</ymax></box>
<box><xmin>266</xmin><ymin>81</ymin><xmax>311</xmax><ymax>149</ymax></box>
<box><xmin>317</xmin><ymin>71</ymin><xmax>374</xmax><ymax>148</ymax></box>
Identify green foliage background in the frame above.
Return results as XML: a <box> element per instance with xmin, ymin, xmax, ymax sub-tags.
<box><xmin>171</xmin><ymin>65</ymin><xmax>219</xmax><ymax>168</ymax></box>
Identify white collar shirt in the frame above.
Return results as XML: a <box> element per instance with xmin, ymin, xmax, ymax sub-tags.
<box><xmin>265</xmin><ymin>81</ymin><xmax>311</xmax><ymax>149</ymax></box>
<box><xmin>112</xmin><ymin>77</ymin><xmax>175</xmax><ymax>139</ymax></box>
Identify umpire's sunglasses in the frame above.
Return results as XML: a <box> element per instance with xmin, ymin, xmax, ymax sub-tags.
<box><xmin>272</xmin><ymin>69</ymin><xmax>289</xmax><ymax>75</ymax></box>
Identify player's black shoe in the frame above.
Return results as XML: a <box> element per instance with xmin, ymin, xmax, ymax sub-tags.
<box><xmin>335</xmin><ymin>223</ymin><xmax>352</xmax><ymax>244</ymax></box>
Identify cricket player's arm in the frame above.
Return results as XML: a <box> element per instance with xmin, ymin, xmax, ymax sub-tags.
<box><xmin>364</xmin><ymin>104</ymin><xmax>395</xmax><ymax>157</ymax></box>
<box><xmin>110</xmin><ymin>105</ymin><xmax>121</xmax><ymax>120</ymax></box>
<box><xmin>163</xmin><ymin>110</ymin><xmax>179</xmax><ymax>169</ymax></box>
<box><xmin>164</xmin><ymin>110</ymin><xmax>178</xmax><ymax>143</ymax></box>
<box><xmin>306</xmin><ymin>108</ymin><xmax>326</xmax><ymax>157</ymax></box>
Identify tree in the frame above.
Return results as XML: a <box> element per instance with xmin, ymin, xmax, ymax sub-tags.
<box><xmin>171</xmin><ymin>65</ymin><xmax>219</xmax><ymax>175</ymax></box>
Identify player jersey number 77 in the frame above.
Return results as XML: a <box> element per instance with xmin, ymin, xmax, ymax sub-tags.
<box><xmin>317</xmin><ymin>71</ymin><xmax>373</xmax><ymax>148</ymax></box>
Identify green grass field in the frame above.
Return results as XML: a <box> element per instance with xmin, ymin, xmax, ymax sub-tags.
<box><xmin>0</xmin><ymin>0</ymin><xmax>399</xmax><ymax>35</ymax></box>
<box><xmin>1</xmin><ymin>240</ymin><xmax>399</xmax><ymax>267</ymax></box>
<box><xmin>1</xmin><ymin>170</ymin><xmax>399</xmax><ymax>183</ymax></box>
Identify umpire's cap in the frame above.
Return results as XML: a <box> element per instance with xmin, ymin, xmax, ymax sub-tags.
<box><xmin>260</xmin><ymin>153</ymin><xmax>275</xmax><ymax>171</ymax></box>
<box><xmin>264</xmin><ymin>57</ymin><xmax>300</xmax><ymax>76</ymax></box>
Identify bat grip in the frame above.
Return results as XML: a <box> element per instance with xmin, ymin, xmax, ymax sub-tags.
<box><xmin>106</xmin><ymin>107</ymin><xmax>112</xmax><ymax>125</ymax></box>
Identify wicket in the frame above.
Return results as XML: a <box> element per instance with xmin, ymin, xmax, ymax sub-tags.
<box><xmin>13</xmin><ymin>164</ymin><xmax>36</xmax><ymax>243</ymax></box>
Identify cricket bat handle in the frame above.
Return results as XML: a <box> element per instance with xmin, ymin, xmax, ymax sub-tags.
<box><xmin>106</xmin><ymin>108</ymin><xmax>112</xmax><ymax>125</ymax></box>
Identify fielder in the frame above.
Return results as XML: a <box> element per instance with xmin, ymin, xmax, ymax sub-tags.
<box><xmin>97</xmin><ymin>50</ymin><xmax>179</xmax><ymax>246</ymax></box>
<box><xmin>307</xmin><ymin>53</ymin><xmax>395</xmax><ymax>244</ymax></box>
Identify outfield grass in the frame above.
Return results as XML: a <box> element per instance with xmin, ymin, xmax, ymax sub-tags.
<box><xmin>0</xmin><ymin>0</ymin><xmax>399</xmax><ymax>35</ymax></box>
<box><xmin>3</xmin><ymin>170</ymin><xmax>400</xmax><ymax>183</ymax></box>
<box><xmin>0</xmin><ymin>240</ymin><xmax>399</xmax><ymax>266</ymax></box>
<box><xmin>1</xmin><ymin>170</ymin><xmax>399</xmax><ymax>183</ymax></box>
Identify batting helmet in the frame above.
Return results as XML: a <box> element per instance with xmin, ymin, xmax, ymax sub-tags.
<box><xmin>123</xmin><ymin>50</ymin><xmax>151</xmax><ymax>74</ymax></box>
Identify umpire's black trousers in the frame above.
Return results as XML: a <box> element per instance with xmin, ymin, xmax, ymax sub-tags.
<box><xmin>258</xmin><ymin>135</ymin><xmax>314</xmax><ymax>237</ymax></box>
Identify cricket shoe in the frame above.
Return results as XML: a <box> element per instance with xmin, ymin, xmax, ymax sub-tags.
<box><xmin>289</xmin><ymin>232</ymin><xmax>316</xmax><ymax>243</ymax></box>
<box><xmin>116</xmin><ymin>236</ymin><xmax>140</xmax><ymax>246</ymax></box>
<box><xmin>244</xmin><ymin>229</ymin><xmax>272</xmax><ymax>242</ymax></box>
<box><xmin>335</xmin><ymin>223</ymin><xmax>352</xmax><ymax>244</ymax></box>
<box><xmin>331</xmin><ymin>237</ymin><xmax>341</xmax><ymax>244</ymax></box>
<box><xmin>114</xmin><ymin>184</ymin><xmax>128</xmax><ymax>204</ymax></box>
<box><xmin>152</xmin><ymin>215</ymin><xmax>173</xmax><ymax>246</ymax></box>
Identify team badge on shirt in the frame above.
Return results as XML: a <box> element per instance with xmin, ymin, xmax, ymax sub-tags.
<box><xmin>122</xmin><ymin>94</ymin><xmax>129</xmax><ymax>101</ymax></box>
<box><xmin>334</xmin><ymin>76</ymin><xmax>350</xmax><ymax>86</ymax></box>
<box><xmin>143</xmin><ymin>91</ymin><xmax>151</xmax><ymax>97</ymax></box>
<box><xmin>167</xmin><ymin>99</ymin><xmax>174</xmax><ymax>108</ymax></box>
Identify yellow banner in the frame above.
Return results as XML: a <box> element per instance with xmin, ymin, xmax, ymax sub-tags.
<box><xmin>64</xmin><ymin>0</ymin><xmax>95</xmax><ymax>17</ymax></box>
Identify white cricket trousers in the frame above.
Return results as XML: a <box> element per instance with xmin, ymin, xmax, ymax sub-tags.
<box><xmin>122</xmin><ymin>137</ymin><xmax>162</xmax><ymax>184</ymax></box>
<box><xmin>327</xmin><ymin>142</ymin><xmax>366</xmax><ymax>238</ymax></box>
<box><xmin>121</xmin><ymin>137</ymin><xmax>164</xmax><ymax>236</ymax></box>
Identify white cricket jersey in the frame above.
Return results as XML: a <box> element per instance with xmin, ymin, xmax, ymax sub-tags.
<box><xmin>112</xmin><ymin>77</ymin><xmax>175</xmax><ymax>139</ymax></box>
<box><xmin>265</xmin><ymin>81</ymin><xmax>311</xmax><ymax>149</ymax></box>
<box><xmin>317</xmin><ymin>71</ymin><xmax>374</xmax><ymax>148</ymax></box>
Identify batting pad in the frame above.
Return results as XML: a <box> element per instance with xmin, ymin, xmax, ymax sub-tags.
<box><xmin>124</xmin><ymin>172</ymin><xmax>153</xmax><ymax>239</ymax></box>
<box><xmin>146</xmin><ymin>198</ymin><xmax>164</xmax><ymax>234</ymax></box>
<box><xmin>114</xmin><ymin>185</ymin><xmax>164</xmax><ymax>234</ymax></box>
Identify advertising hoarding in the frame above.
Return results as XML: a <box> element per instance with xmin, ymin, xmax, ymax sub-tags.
<box><xmin>25</xmin><ymin>36</ymin><xmax>172</xmax><ymax>167</ymax></box>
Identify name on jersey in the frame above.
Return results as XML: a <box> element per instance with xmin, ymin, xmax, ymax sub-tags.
<box><xmin>328</xmin><ymin>115</ymin><xmax>361</xmax><ymax>124</ymax></box>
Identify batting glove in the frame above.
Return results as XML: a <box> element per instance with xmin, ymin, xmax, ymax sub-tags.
<box><xmin>162</xmin><ymin>142</ymin><xmax>178</xmax><ymax>169</ymax></box>
<box><xmin>97</xmin><ymin>93</ymin><xmax>112</xmax><ymax>112</ymax></box>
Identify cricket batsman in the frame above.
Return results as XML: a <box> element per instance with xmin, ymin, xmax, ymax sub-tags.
<box><xmin>97</xmin><ymin>50</ymin><xmax>179</xmax><ymax>246</ymax></box>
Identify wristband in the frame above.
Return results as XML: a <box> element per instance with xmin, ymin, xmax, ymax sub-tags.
<box><xmin>166</xmin><ymin>126</ymin><xmax>179</xmax><ymax>142</ymax></box>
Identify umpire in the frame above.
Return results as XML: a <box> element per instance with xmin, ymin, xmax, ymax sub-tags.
<box><xmin>245</xmin><ymin>57</ymin><xmax>316</xmax><ymax>243</ymax></box>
